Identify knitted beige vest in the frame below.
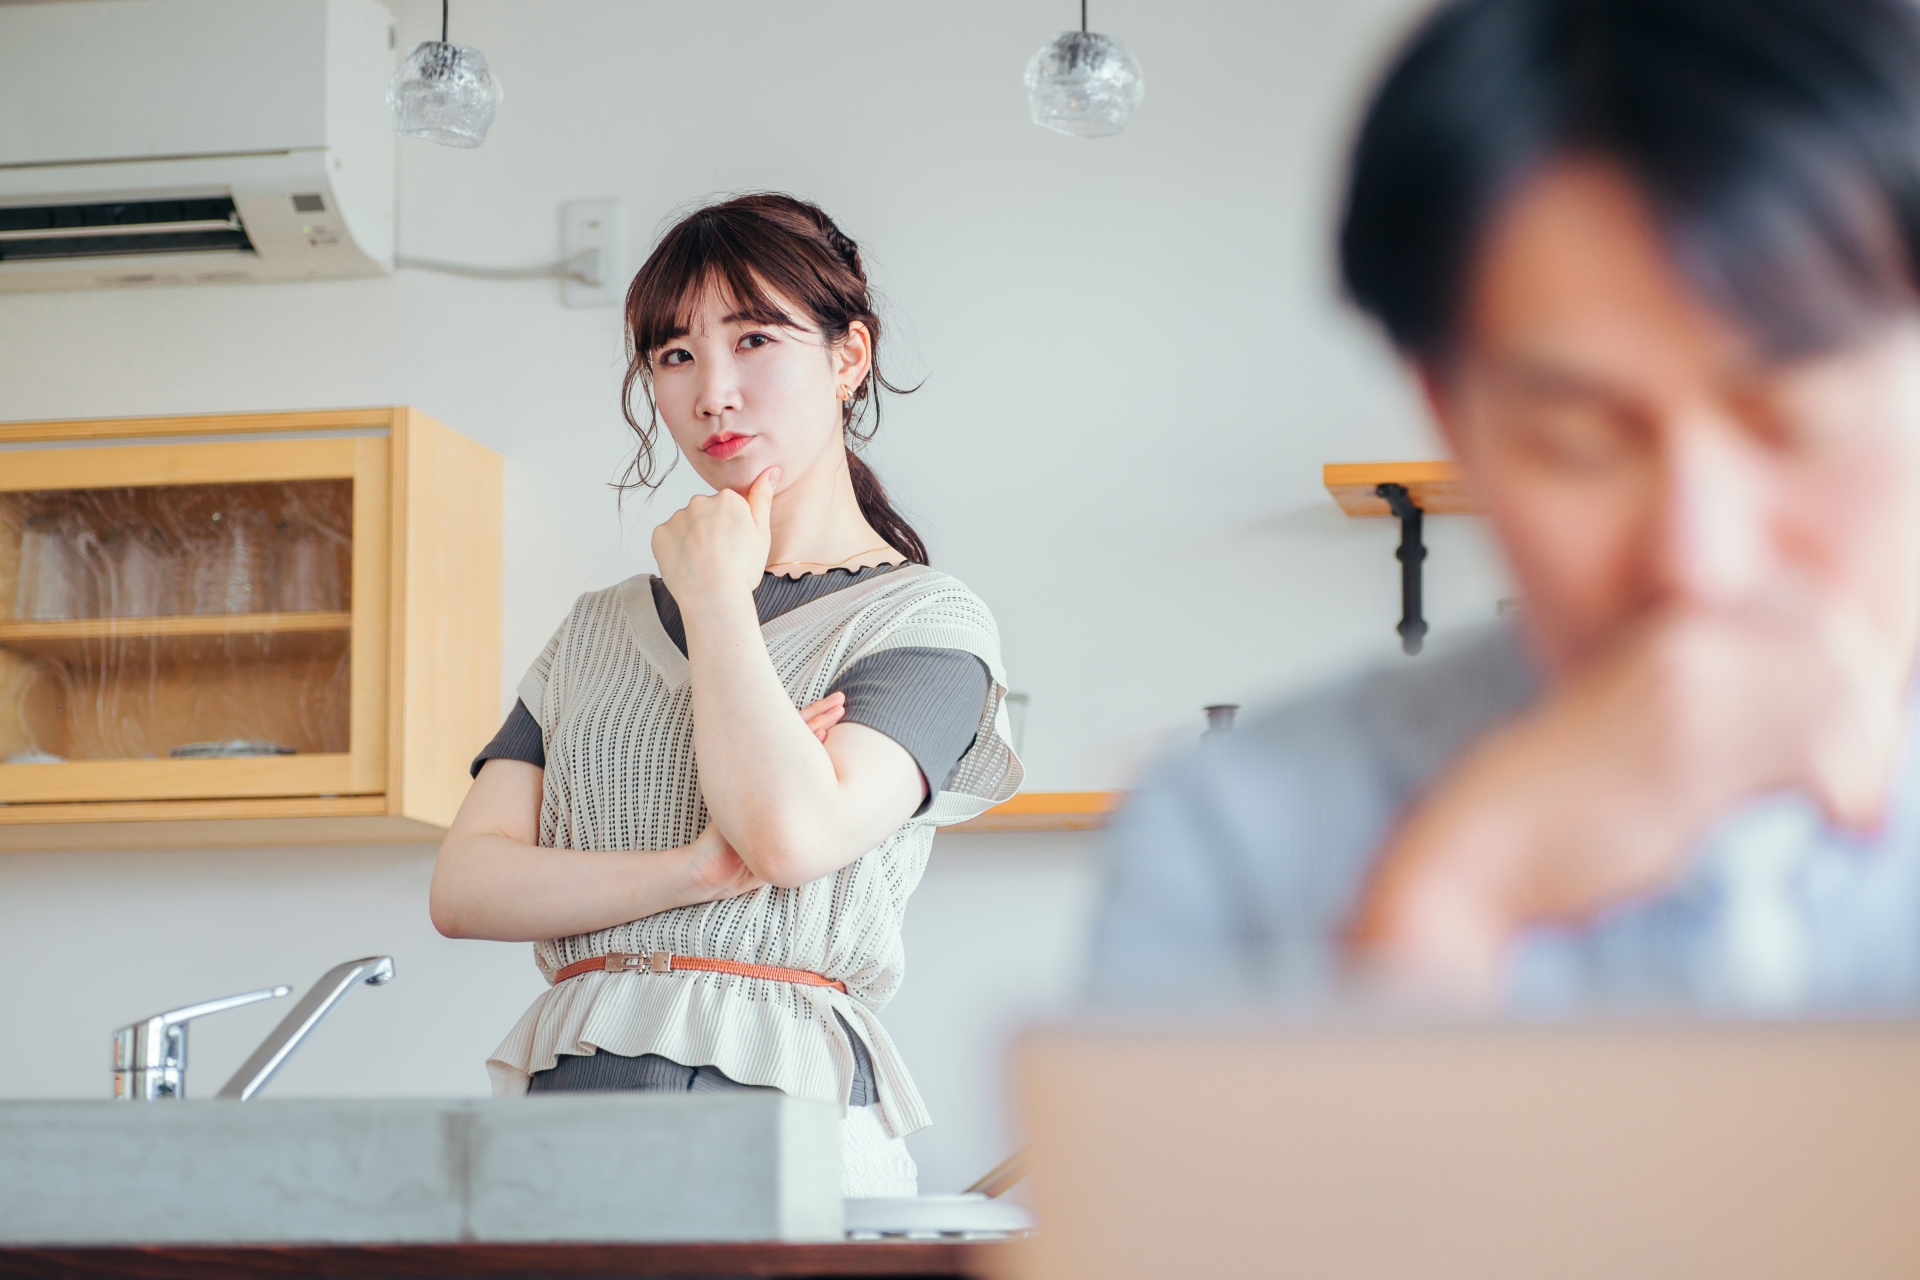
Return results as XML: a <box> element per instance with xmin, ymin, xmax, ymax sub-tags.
<box><xmin>485</xmin><ymin>564</ymin><xmax>1021</xmax><ymax>1137</ymax></box>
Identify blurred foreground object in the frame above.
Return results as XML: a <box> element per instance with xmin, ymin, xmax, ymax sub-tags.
<box><xmin>1025</xmin><ymin>1</ymin><xmax>1144</xmax><ymax>138</ymax></box>
<box><xmin>388</xmin><ymin>1</ymin><xmax>502</xmax><ymax>148</ymax></box>
<box><xmin>1012</xmin><ymin>1022</ymin><xmax>1920</xmax><ymax>1280</ymax></box>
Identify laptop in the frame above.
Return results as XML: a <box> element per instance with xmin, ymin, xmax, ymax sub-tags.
<box><xmin>1005</xmin><ymin>1021</ymin><xmax>1920</xmax><ymax>1280</ymax></box>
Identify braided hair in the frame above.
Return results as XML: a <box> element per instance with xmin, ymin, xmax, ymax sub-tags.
<box><xmin>621</xmin><ymin>193</ymin><xmax>927</xmax><ymax>564</ymax></box>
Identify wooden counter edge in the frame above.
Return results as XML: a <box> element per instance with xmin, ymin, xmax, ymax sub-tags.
<box><xmin>0</xmin><ymin>1238</ymin><xmax>1010</xmax><ymax>1279</ymax></box>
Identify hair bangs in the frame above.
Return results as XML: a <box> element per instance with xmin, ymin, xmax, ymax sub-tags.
<box><xmin>630</xmin><ymin>223</ymin><xmax>802</xmax><ymax>361</ymax></box>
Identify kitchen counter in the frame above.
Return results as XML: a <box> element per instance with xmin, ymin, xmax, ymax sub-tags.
<box><xmin>1</xmin><ymin>1095</ymin><xmax>845</xmax><ymax>1247</ymax></box>
<box><xmin>0</xmin><ymin>1239</ymin><xmax>1008</xmax><ymax>1279</ymax></box>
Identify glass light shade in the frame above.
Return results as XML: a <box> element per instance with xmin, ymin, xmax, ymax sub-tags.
<box><xmin>1023</xmin><ymin>31</ymin><xmax>1144</xmax><ymax>138</ymax></box>
<box><xmin>387</xmin><ymin>41</ymin><xmax>504</xmax><ymax>148</ymax></box>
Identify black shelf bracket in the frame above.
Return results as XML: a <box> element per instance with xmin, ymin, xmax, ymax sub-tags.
<box><xmin>1376</xmin><ymin>482</ymin><xmax>1428</xmax><ymax>656</ymax></box>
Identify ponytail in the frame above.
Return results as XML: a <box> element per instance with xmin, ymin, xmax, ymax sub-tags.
<box><xmin>847</xmin><ymin>451</ymin><xmax>927</xmax><ymax>565</ymax></box>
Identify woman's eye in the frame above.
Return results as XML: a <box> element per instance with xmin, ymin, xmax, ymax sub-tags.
<box><xmin>739</xmin><ymin>332</ymin><xmax>773</xmax><ymax>350</ymax></box>
<box><xmin>658</xmin><ymin>349</ymin><xmax>691</xmax><ymax>366</ymax></box>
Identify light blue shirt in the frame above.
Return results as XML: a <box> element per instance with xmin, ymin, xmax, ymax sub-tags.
<box><xmin>1086</xmin><ymin>627</ymin><xmax>1920</xmax><ymax>1013</ymax></box>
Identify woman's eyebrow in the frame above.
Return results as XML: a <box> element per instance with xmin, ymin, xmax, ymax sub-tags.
<box><xmin>721</xmin><ymin>308</ymin><xmax>798</xmax><ymax>326</ymax></box>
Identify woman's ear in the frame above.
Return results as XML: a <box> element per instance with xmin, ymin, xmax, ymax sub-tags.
<box><xmin>835</xmin><ymin>320</ymin><xmax>874</xmax><ymax>388</ymax></box>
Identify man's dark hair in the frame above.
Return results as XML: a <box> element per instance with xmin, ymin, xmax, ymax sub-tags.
<box><xmin>1339</xmin><ymin>0</ymin><xmax>1920</xmax><ymax>360</ymax></box>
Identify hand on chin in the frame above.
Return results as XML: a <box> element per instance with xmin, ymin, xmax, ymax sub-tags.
<box><xmin>652</xmin><ymin>465</ymin><xmax>781</xmax><ymax>608</ymax></box>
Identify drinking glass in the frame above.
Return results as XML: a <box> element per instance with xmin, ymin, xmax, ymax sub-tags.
<box><xmin>186</xmin><ymin>516</ymin><xmax>230</xmax><ymax>615</ymax></box>
<box><xmin>271</xmin><ymin>518</ymin><xmax>344</xmax><ymax>612</ymax></box>
<box><xmin>16</xmin><ymin>516</ymin><xmax>90</xmax><ymax>619</ymax></box>
<box><xmin>105</xmin><ymin>527</ymin><xmax>179</xmax><ymax>617</ymax></box>
<box><xmin>221</xmin><ymin>509</ymin><xmax>267</xmax><ymax>615</ymax></box>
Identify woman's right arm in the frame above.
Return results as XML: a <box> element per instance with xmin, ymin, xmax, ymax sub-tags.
<box><xmin>429</xmin><ymin>694</ymin><xmax>849</xmax><ymax>942</ymax></box>
<box><xmin>429</xmin><ymin>759</ymin><xmax>761</xmax><ymax>942</ymax></box>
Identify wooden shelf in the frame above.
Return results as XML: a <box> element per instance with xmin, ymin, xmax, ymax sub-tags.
<box><xmin>947</xmin><ymin>790</ymin><xmax>1124</xmax><ymax>834</ymax></box>
<box><xmin>0</xmin><ymin>611</ymin><xmax>351</xmax><ymax>644</ymax></box>
<box><xmin>1324</xmin><ymin>461</ymin><xmax>1476</xmax><ymax>516</ymax></box>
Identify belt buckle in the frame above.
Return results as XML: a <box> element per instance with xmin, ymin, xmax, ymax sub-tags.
<box><xmin>601</xmin><ymin>952</ymin><xmax>674</xmax><ymax>974</ymax></box>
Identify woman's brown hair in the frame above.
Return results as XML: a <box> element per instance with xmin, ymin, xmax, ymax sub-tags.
<box><xmin>620</xmin><ymin>193</ymin><xmax>928</xmax><ymax>565</ymax></box>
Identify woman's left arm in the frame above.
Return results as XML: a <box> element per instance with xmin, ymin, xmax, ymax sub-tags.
<box><xmin>654</xmin><ymin>468</ymin><xmax>926</xmax><ymax>889</ymax></box>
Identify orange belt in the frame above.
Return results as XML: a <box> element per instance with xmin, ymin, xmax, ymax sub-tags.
<box><xmin>551</xmin><ymin>950</ymin><xmax>848</xmax><ymax>994</ymax></box>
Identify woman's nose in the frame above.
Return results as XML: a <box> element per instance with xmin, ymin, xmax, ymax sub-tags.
<box><xmin>1647</xmin><ymin>419</ymin><xmax>1773</xmax><ymax>609</ymax></box>
<box><xmin>692</xmin><ymin>358</ymin><xmax>742</xmax><ymax>419</ymax></box>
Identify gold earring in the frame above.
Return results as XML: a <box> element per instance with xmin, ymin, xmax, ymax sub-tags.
<box><xmin>839</xmin><ymin>385</ymin><xmax>853</xmax><ymax>407</ymax></box>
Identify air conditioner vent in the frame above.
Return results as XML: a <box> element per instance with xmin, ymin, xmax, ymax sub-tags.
<box><xmin>0</xmin><ymin>196</ymin><xmax>253</xmax><ymax>262</ymax></box>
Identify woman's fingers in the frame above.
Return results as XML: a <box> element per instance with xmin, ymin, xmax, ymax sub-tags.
<box><xmin>747</xmin><ymin>466</ymin><xmax>782</xmax><ymax>533</ymax></box>
<box><xmin>687</xmin><ymin>823</ymin><xmax>765</xmax><ymax>901</ymax></box>
<box><xmin>801</xmin><ymin>692</ymin><xmax>847</xmax><ymax>742</ymax></box>
<box><xmin>652</xmin><ymin>471</ymin><xmax>781</xmax><ymax>603</ymax></box>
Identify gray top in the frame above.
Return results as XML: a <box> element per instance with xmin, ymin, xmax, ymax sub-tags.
<box><xmin>1088</xmin><ymin>626</ymin><xmax>1920</xmax><ymax>1014</ymax></box>
<box><xmin>473</xmin><ymin>564</ymin><xmax>992</xmax><ymax>811</ymax></box>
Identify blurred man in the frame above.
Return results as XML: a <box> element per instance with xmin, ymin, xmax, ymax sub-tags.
<box><xmin>1092</xmin><ymin>0</ymin><xmax>1920</xmax><ymax>1011</ymax></box>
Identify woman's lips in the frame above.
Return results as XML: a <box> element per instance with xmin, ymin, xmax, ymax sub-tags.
<box><xmin>702</xmin><ymin>432</ymin><xmax>752</xmax><ymax>460</ymax></box>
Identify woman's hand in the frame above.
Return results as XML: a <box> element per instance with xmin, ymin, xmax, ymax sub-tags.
<box><xmin>682</xmin><ymin>823</ymin><xmax>765</xmax><ymax>903</ymax></box>
<box><xmin>802</xmin><ymin>692</ymin><xmax>846</xmax><ymax>742</ymax></box>
<box><xmin>652</xmin><ymin>466</ymin><xmax>780</xmax><ymax>608</ymax></box>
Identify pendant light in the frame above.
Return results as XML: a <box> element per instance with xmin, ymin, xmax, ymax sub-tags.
<box><xmin>388</xmin><ymin>0</ymin><xmax>505</xmax><ymax>149</ymax></box>
<box><xmin>1024</xmin><ymin>0</ymin><xmax>1145</xmax><ymax>138</ymax></box>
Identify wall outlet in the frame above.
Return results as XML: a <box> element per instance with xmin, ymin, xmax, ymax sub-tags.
<box><xmin>561</xmin><ymin>199</ymin><xmax>626</xmax><ymax>308</ymax></box>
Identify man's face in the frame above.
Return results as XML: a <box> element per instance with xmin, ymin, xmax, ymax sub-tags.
<box><xmin>1431</xmin><ymin>160</ymin><xmax>1920</xmax><ymax>682</ymax></box>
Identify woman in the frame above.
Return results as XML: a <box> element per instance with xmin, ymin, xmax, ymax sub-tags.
<box><xmin>432</xmin><ymin>193</ymin><xmax>1021</xmax><ymax>1195</ymax></box>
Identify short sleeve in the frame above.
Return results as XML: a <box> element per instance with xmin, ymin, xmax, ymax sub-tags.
<box><xmin>828</xmin><ymin>647</ymin><xmax>991</xmax><ymax>813</ymax></box>
<box><xmin>469</xmin><ymin>699</ymin><xmax>544</xmax><ymax>778</ymax></box>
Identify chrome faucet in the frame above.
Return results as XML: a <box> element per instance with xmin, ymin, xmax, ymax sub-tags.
<box><xmin>112</xmin><ymin>986</ymin><xmax>291</xmax><ymax>1100</ymax></box>
<box><xmin>217</xmin><ymin>956</ymin><xmax>394</xmax><ymax>1100</ymax></box>
<box><xmin>110</xmin><ymin>956</ymin><xmax>394</xmax><ymax>1101</ymax></box>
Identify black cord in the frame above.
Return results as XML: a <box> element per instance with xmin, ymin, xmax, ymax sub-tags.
<box><xmin>441</xmin><ymin>0</ymin><xmax>448</xmax><ymax>43</ymax></box>
<box><xmin>1081</xmin><ymin>0</ymin><xmax>1088</xmax><ymax>32</ymax></box>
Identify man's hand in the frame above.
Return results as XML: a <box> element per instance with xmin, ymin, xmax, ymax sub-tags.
<box><xmin>1347</xmin><ymin>598</ymin><xmax>1908</xmax><ymax>997</ymax></box>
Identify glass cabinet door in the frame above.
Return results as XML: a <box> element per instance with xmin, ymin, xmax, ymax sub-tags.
<box><xmin>0</xmin><ymin>434</ymin><xmax>388</xmax><ymax>804</ymax></box>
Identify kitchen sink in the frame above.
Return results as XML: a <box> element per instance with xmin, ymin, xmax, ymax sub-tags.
<box><xmin>0</xmin><ymin>1094</ymin><xmax>842</xmax><ymax>1245</ymax></box>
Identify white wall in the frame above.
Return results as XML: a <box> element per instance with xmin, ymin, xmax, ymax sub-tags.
<box><xmin>0</xmin><ymin>0</ymin><xmax>1507</xmax><ymax>1192</ymax></box>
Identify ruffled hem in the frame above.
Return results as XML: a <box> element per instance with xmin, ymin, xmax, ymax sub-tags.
<box><xmin>486</xmin><ymin>969</ymin><xmax>932</xmax><ymax>1138</ymax></box>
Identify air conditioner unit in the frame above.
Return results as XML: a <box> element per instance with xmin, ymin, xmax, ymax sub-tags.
<box><xmin>0</xmin><ymin>0</ymin><xmax>396</xmax><ymax>294</ymax></box>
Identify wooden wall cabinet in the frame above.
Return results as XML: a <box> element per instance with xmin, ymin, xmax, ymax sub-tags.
<box><xmin>0</xmin><ymin>409</ymin><xmax>501</xmax><ymax>851</ymax></box>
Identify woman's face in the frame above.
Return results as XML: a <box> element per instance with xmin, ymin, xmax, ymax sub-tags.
<box><xmin>1431</xmin><ymin>160</ymin><xmax>1920</xmax><ymax>681</ymax></box>
<box><xmin>649</xmin><ymin>281</ymin><xmax>871</xmax><ymax>497</ymax></box>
